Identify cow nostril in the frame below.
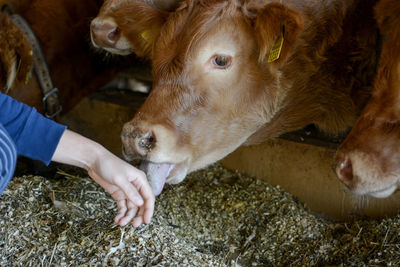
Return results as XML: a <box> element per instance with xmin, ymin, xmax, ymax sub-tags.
<box><xmin>337</xmin><ymin>157</ymin><xmax>354</xmax><ymax>185</ymax></box>
<box><xmin>91</xmin><ymin>21</ymin><xmax>120</xmax><ymax>48</ymax></box>
<box><xmin>107</xmin><ymin>27</ymin><xmax>120</xmax><ymax>42</ymax></box>
<box><xmin>138</xmin><ymin>131</ymin><xmax>156</xmax><ymax>151</ymax></box>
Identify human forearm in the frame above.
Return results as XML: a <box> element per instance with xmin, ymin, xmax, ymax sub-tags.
<box><xmin>51</xmin><ymin>129</ymin><xmax>103</xmax><ymax>170</ymax></box>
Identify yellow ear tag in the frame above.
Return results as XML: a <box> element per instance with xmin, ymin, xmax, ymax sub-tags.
<box><xmin>267</xmin><ymin>31</ymin><xmax>284</xmax><ymax>63</ymax></box>
<box><xmin>25</xmin><ymin>72</ymin><xmax>31</xmax><ymax>85</ymax></box>
<box><xmin>141</xmin><ymin>30</ymin><xmax>151</xmax><ymax>42</ymax></box>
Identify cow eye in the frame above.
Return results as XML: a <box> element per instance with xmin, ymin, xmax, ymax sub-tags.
<box><xmin>212</xmin><ymin>55</ymin><xmax>232</xmax><ymax>69</ymax></box>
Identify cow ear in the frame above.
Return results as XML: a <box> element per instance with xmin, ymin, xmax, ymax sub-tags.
<box><xmin>252</xmin><ymin>3</ymin><xmax>303</xmax><ymax>66</ymax></box>
<box><xmin>113</xmin><ymin>2</ymin><xmax>169</xmax><ymax>60</ymax></box>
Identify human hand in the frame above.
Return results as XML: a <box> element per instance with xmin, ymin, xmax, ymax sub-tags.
<box><xmin>87</xmin><ymin>153</ymin><xmax>155</xmax><ymax>227</ymax></box>
<box><xmin>52</xmin><ymin>130</ymin><xmax>155</xmax><ymax>227</ymax></box>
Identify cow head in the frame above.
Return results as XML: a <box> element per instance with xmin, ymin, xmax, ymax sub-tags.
<box><xmin>90</xmin><ymin>0</ymin><xmax>180</xmax><ymax>56</ymax></box>
<box><xmin>335</xmin><ymin>0</ymin><xmax>400</xmax><ymax>198</ymax></box>
<box><xmin>116</xmin><ymin>0</ymin><xmax>303</xmax><ymax>195</ymax></box>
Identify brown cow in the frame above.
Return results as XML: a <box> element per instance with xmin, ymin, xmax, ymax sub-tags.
<box><xmin>0</xmin><ymin>0</ymin><xmax>123</xmax><ymax>114</ymax></box>
<box><xmin>90</xmin><ymin>0</ymin><xmax>180</xmax><ymax>56</ymax></box>
<box><xmin>335</xmin><ymin>0</ymin><xmax>400</xmax><ymax>198</ymax></box>
<box><xmin>92</xmin><ymin>0</ymin><xmax>379</xmax><ymax>196</ymax></box>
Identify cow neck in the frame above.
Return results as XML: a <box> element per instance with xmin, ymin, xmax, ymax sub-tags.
<box><xmin>9</xmin><ymin>13</ymin><xmax>62</xmax><ymax>120</ymax></box>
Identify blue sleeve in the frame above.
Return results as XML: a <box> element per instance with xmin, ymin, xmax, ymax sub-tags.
<box><xmin>0</xmin><ymin>92</ymin><xmax>67</xmax><ymax>165</ymax></box>
<box><xmin>0</xmin><ymin>123</ymin><xmax>17</xmax><ymax>194</ymax></box>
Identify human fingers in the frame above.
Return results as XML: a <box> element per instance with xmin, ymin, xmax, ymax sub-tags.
<box><xmin>142</xmin><ymin>196</ymin><xmax>155</xmax><ymax>224</ymax></box>
<box><xmin>118</xmin><ymin>200</ymin><xmax>139</xmax><ymax>227</ymax></box>
<box><xmin>114</xmin><ymin>199</ymin><xmax>128</xmax><ymax>224</ymax></box>
<box><xmin>131</xmin><ymin>202</ymin><xmax>152</xmax><ymax>227</ymax></box>
<box><xmin>132</xmin><ymin>214</ymin><xmax>144</xmax><ymax>228</ymax></box>
<box><xmin>132</xmin><ymin>204</ymin><xmax>149</xmax><ymax>227</ymax></box>
<box><xmin>128</xmin><ymin>171</ymin><xmax>155</xmax><ymax>222</ymax></box>
<box><xmin>89</xmin><ymin>170</ymin><xmax>138</xmax><ymax>204</ymax></box>
<box><xmin>115</xmin><ymin>175</ymin><xmax>144</xmax><ymax>207</ymax></box>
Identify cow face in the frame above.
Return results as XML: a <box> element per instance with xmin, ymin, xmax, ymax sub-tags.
<box><xmin>90</xmin><ymin>0</ymin><xmax>180</xmax><ymax>56</ymax></box>
<box><xmin>90</xmin><ymin>0</ymin><xmax>136</xmax><ymax>55</ymax></box>
<box><xmin>335</xmin><ymin>0</ymin><xmax>400</xmax><ymax>198</ymax></box>
<box><xmin>335</xmin><ymin>86</ymin><xmax>400</xmax><ymax>198</ymax></box>
<box><xmin>119</xmin><ymin>0</ymin><xmax>303</xmax><ymax>195</ymax></box>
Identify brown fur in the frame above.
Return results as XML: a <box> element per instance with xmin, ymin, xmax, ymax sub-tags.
<box><xmin>335</xmin><ymin>0</ymin><xmax>400</xmax><ymax>197</ymax></box>
<box><xmin>247</xmin><ymin>0</ymin><xmax>378</xmax><ymax>143</ymax></box>
<box><xmin>0</xmin><ymin>0</ymin><xmax>123</xmax><ymax>114</ymax></box>
<box><xmin>102</xmin><ymin>0</ymin><xmax>378</xmax><ymax>134</ymax></box>
<box><xmin>95</xmin><ymin>0</ymin><xmax>380</xmax><ymax>186</ymax></box>
<box><xmin>112</xmin><ymin>2</ymin><xmax>169</xmax><ymax>59</ymax></box>
<box><xmin>0</xmin><ymin>11</ymin><xmax>33</xmax><ymax>90</ymax></box>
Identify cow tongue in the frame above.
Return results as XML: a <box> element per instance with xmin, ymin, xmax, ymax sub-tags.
<box><xmin>140</xmin><ymin>161</ymin><xmax>173</xmax><ymax>196</ymax></box>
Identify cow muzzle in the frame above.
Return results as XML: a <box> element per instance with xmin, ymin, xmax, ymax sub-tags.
<box><xmin>121</xmin><ymin>122</ymin><xmax>157</xmax><ymax>159</ymax></box>
<box><xmin>90</xmin><ymin>17</ymin><xmax>133</xmax><ymax>55</ymax></box>
<box><xmin>335</xmin><ymin>151</ymin><xmax>399</xmax><ymax>198</ymax></box>
<box><xmin>90</xmin><ymin>18</ymin><xmax>120</xmax><ymax>48</ymax></box>
<box><xmin>121</xmin><ymin>121</ymin><xmax>190</xmax><ymax>196</ymax></box>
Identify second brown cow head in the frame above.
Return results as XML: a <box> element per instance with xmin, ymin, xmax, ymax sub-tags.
<box><xmin>335</xmin><ymin>0</ymin><xmax>400</xmax><ymax>199</ymax></box>
<box><xmin>90</xmin><ymin>0</ymin><xmax>180</xmax><ymax>56</ymax></box>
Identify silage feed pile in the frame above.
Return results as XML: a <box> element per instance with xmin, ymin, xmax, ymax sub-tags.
<box><xmin>1</xmin><ymin>163</ymin><xmax>400</xmax><ymax>266</ymax></box>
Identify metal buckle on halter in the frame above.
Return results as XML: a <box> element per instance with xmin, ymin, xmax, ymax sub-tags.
<box><xmin>42</xmin><ymin>87</ymin><xmax>62</xmax><ymax>119</ymax></box>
